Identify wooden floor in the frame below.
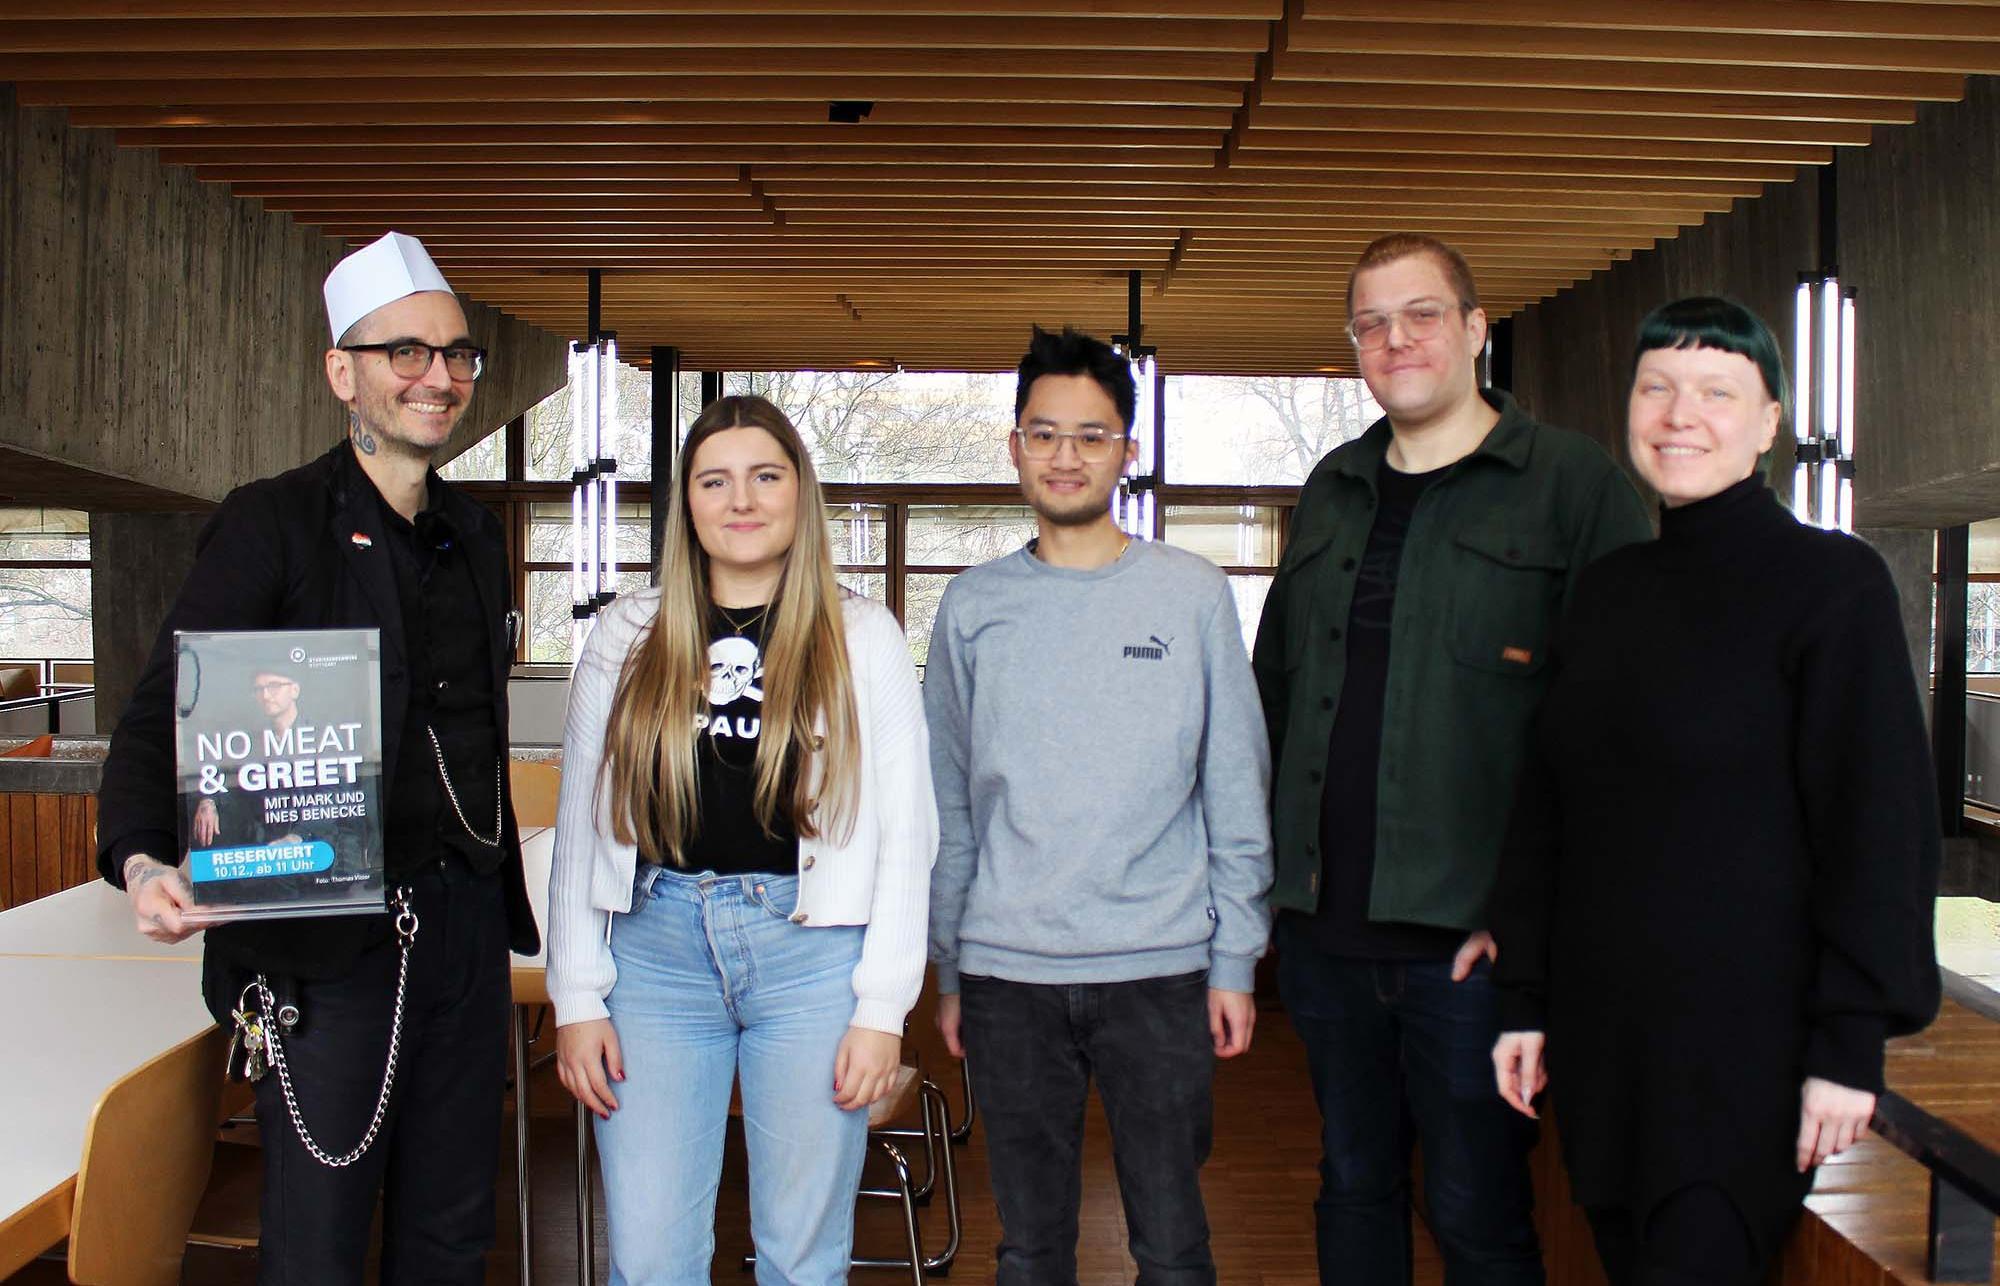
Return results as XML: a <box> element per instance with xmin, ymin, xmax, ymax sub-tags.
<box><xmin>7</xmin><ymin>990</ymin><xmax>1994</xmax><ymax>1286</ymax></box>
<box><xmin>1798</xmin><ymin>996</ymin><xmax>2000</xmax><ymax>1286</ymax></box>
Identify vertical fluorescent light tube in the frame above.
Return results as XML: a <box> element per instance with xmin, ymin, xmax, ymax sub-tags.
<box><xmin>1839</xmin><ymin>294</ymin><xmax>1857</xmax><ymax>462</ymax></box>
<box><xmin>1838</xmin><ymin>476</ymin><xmax>1854</xmax><ymax>534</ymax></box>
<box><xmin>1793</xmin><ymin>463</ymin><xmax>1810</xmax><ymax>517</ymax></box>
<box><xmin>1793</xmin><ymin>282</ymin><xmax>1814</xmax><ymax>451</ymax></box>
<box><xmin>568</xmin><ymin>344</ymin><xmax>587</xmax><ymax>622</ymax></box>
<box><xmin>582</xmin><ymin>345</ymin><xmax>602</xmax><ymax>628</ymax></box>
<box><xmin>600</xmin><ymin>338</ymin><xmax>619</xmax><ymax>602</ymax></box>
<box><xmin>1129</xmin><ymin>353</ymin><xmax>1155</xmax><ymax>542</ymax></box>
<box><xmin>1820</xmin><ymin>279</ymin><xmax>1841</xmax><ymax>474</ymax></box>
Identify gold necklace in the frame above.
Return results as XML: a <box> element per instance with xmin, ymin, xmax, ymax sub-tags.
<box><xmin>715</xmin><ymin>602</ymin><xmax>769</xmax><ymax>634</ymax></box>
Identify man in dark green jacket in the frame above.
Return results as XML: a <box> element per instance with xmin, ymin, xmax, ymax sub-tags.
<box><xmin>1254</xmin><ymin>234</ymin><xmax>1651</xmax><ymax>1286</ymax></box>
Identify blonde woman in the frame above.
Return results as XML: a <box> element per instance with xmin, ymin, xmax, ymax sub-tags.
<box><xmin>546</xmin><ymin>395</ymin><xmax>937</xmax><ymax>1285</ymax></box>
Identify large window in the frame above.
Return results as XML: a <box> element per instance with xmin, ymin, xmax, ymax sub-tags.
<box><xmin>0</xmin><ymin>508</ymin><xmax>92</xmax><ymax>660</ymax></box>
<box><xmin>725</xmin><ymin>371</ymin><xmax>1019</xmax><ymax>484</ymax></box>
<box><xmin>1166</xmin><ymin>375</ymin><xmax>1378</xmax><ymax>486</ymax></box>
<box><xmin>523</xmin><ymin>361</ymin><xmax>703</xmax><ymax>483</ymax></box>
<box><xmin>439</xmin><ymin>424</ymin><xmax>506</xmax><ymax>482</ymax></box>
<box><xmin>458</xmin><ymin>366</ymin><xmax>1316</xmax><ymax>667</ymax></box>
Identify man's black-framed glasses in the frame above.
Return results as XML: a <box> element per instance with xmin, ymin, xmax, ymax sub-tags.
<box><xmin>341</xmin><ymin>339</ymin><xmax>486</xmax><ymax>381</ymax></box>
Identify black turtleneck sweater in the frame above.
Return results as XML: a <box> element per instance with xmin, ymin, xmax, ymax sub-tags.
<box><xmin>1490</xmin><ymin>476</ymin><xmax>1940</xmax><ymax>1237</ymax></box>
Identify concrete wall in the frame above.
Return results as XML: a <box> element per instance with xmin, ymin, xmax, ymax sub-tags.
<box><xmin>0</xmin><ymin>83</ymin><xmax>567</xmax><ymax>509</ymax></box>
<box><xmin>0</xmin><ymin>83</ymin><xmax>572</xmax><ymax>724</ymax></box>
<box><xmin>88</xmin><ymin>510</ymin><xmax>207</xmax><ymax>732</ymax></box>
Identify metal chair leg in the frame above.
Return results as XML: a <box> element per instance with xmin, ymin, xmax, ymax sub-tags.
<box><xmin>918</xmin><ymin>1079</ymin><xmax>961</xmax><ymax>1274</ymax></box>
<box><xmin>871</xmin><ymin>1107</ymin><xmax>939</xmax><ymax>1205</ymax></box>
<box><xmin>848</xmin><ymin>1137</ymin><xmax>925</xmax><ymax>1284</ymax></box>
<box><xmin>512</xmin><ymin>1004</ymin><xmax>535</xmax><ymax>1286</ymax></box>
<box><xmin>576</xmin><ymin>1098</ymin><xmax>595</xmax><ymax>1286</ymax></box>
<box><xmin>949</xmin><ymin>1059</ymin><xmax>975</xmax><ymax>1145</ymax></box>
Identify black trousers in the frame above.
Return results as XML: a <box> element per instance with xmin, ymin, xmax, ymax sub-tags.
<box><xmin>247</xmin><ymin>858</ymin><xmax>511</xmax><ymax>1286</ymax></box>
<box><xmin>959</xmin><ymin>970</ymin><xmax>1218</xmax><ymax>1286</ymax></box>
<box><xmin>1586</xmin><ymin>1184</ymin><xmax>1779</xmax><ymax>1286</ymax></box>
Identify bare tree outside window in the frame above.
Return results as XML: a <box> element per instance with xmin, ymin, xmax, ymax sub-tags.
<box><xmin>526</xmin><ymin>361</ymin><xmax>699</xmax><ymax>483</ymax></box>
<box><xmin>727</xmin><ymin>371</ymin><xmax>1015</xmax><ymax>484</ymax></box>
<box><xmin>0</xmin><ymin>509</ymin><xmax>92</xmax><ymax>660</ymax></box>
<box><xmin>1166</xmin><ymin>375</ymin><xmax>1379</xmax><ymax>485</ymax></box>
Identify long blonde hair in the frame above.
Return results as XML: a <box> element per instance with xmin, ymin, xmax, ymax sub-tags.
<box><xmin>600</xmin><ymin>395</ymin><xmax>860</xmax><ymax>866</ymax></box>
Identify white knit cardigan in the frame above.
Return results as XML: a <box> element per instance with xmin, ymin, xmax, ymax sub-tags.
<box><xmin>544</xmin><ymin>589</ymin><xmax>938</xmax><ymax>1035</ymax></box>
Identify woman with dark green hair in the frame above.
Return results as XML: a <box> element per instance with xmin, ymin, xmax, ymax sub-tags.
<box><xmin>1488</xmin><ymin>297</ymin><xmax>1940</xmax><ymax>1285</ymax></box>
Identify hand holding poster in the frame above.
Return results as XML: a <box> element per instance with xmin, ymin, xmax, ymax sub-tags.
<box><xmin>175</xmin><ymin>628</ymin><xmax>387</xmax><ymax>921</ymax></box>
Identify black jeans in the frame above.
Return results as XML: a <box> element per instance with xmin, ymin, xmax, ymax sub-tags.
<box><xmin>246</xmin><ymin>858</ymin><xmax>511</xmax><ymax>1285</ymax></box>
<box><xmin>1276</xmin><ymin>918</ymin><xmax>1544</xmax><ymax>1286</ymax></box>
<box><xmin>959</xmin><ymin>970</ymin><xmax>1217</xmax><ymax>1286</ymax></box>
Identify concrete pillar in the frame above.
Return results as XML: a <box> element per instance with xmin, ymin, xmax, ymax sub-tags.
<box><xmin>88</xmin><ymin>511</ymin><xmax>209</xmax><ymax>732</ymax></box>
<box><xmin>1858</xmin><ymin>527</ymin><xmax>1936</xmax><ymax>707</ymax></box>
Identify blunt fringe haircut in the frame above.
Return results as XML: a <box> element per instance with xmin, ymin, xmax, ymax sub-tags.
<box><xmin>1632</xmin><ymin>296</ymin><xmax>1792</xmax><ymax>432</ymax></box>
<box><xmin>1014</xmin><ymin>324</ymin><xmax>1137</xmax><ymax>433</ymax></box>
<box><xmin>597</xmin><ymin>394</ymin><xmax>861</xmax><ymax>867</ymax></box>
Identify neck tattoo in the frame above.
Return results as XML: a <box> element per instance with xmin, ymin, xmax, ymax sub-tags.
<box><xmin>350</xmin><ymin>412</ymin><xmax>378</xmax><ymax>457</ymax></box>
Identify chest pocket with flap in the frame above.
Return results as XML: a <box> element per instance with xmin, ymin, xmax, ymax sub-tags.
<box><xmin>1447</xmin><ymin>525</ymin><xmax>1568</xmax><ymax>676</ymax></box>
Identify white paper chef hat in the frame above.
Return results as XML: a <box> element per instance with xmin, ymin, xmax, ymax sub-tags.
<box><xmin>323</xmin><ymin>232</ymin><xmax>454</xmax><ymax>343</ymax></box>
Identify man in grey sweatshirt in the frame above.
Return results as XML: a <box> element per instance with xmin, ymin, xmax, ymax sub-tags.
<box><xmin>927</xmin><ymin>325</ymin><xmax>1275</xmax><ymax>1285</ymax></box>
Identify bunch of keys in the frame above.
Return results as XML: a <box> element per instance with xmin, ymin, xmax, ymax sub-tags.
<box><xmin>227</xmin><ymin>1004</ymin><xmax>268</xmax><ymax>1083</ymax></box>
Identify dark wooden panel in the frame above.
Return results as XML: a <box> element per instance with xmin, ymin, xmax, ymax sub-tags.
<box><xmin>0</xmin><ymin>791</ymin><xmax>108</xmax><ymax>911</ymax></box>
<box><xmin>61</xmin><ymin>794</ymin><xmax>89</xmax><ymax>890</ymax></box>
<box><xmin>1507</xmin><ymin>167</ymin><xmax>1818</xmax><ymax>469</ymax></box>
<box><xmin>7</xmin><ymin>797</ymin><xmax>37</xmax><ymax>909</ymax></box>
<box><xmin>33</xmin><ymin>794</ymin><xmax>60</xmax><ymax>902</ymax></box>
<box><xmin>1844</xmin><ymin>76</ymin><xmax>2000</xmax><ymax>527</ymax></box>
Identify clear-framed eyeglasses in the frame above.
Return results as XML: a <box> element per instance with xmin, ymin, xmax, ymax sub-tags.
<box><xmin>1013</xmin><ymin>426</ymin><xmax>1129</xmax><ymax>463</ymax></box>
<box><xmin>1346</xmin><ymin>302</ymin><xmax>1465</xmax><ymax>352</ymax></box>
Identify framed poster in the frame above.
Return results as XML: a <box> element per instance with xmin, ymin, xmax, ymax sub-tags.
<box><xmin>174</xmin><ymin>628</ymin><xmax>386</xmax><ymax>922</ymax></box>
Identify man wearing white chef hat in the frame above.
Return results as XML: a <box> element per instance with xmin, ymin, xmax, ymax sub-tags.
<box><xmin>99</xmin><ymin>232</ymin><xmax>538</xmax><ymax>1283</ymax></box>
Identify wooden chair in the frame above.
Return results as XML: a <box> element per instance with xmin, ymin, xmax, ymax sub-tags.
<box><xmin>0</xmin><ymin>665</ymin><xmax>36</xmax><ymax>701</ymax></box>
<box><xmin>510</xmin><ymin>759</ymin><xmax>561</xmax><ymax>830</ymax></box>
<box><xmin>68</xmin><ymin>1027</ymin><xmax>248</xmax><ymax>1286</ymax></box>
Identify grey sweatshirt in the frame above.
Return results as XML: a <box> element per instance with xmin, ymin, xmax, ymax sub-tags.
<box><xmin>925</xmin><ymin>539</ymin><xmax>1275</xmax><ymax>993</ymax></box>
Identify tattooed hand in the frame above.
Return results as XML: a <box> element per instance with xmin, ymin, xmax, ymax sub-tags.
<box><xmin>124</xmin><ymin>854</ymin><xmax>200</xmax><ymax>944</ymax></box>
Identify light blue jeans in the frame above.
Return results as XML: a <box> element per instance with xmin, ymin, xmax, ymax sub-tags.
<box><xmin>597</xmin><ymin>865</ymin><xmax>869</xmax><ymax>1286</ymax></box>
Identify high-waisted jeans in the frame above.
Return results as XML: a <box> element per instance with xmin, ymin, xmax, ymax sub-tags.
<box><xmin>595</xmin><ymin>865</ymin><xmax>868</xmax><ymax>1286</ymax></box>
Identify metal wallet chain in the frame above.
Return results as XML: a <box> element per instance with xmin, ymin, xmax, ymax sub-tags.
<box><xmin>427</xmin><ymin>725</ymin><xmax>504</xmax><ymax>847</ymax></box>
<box><xmin>252</xmin><ymin>888</ymin><xmax>420</xmax><ymax>1168</ymax></box>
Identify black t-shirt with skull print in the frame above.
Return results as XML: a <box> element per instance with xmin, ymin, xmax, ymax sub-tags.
<box><xmin>682</xmin><ymin>605</ymin><xmax>798</xmax><ymax>876</ymax></box>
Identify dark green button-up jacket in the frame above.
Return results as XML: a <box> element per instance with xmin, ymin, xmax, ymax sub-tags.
<box><xmin>1252</xmin><ymin>390</ymin><xmax>1653</xmax><ymax>931</ymax></box>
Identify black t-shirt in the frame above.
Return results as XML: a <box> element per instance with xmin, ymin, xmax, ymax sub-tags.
<box><xmin>678</xmin><ymin>606</ymin><xmax>798</xmax><ymax>877</ymax></box>
<box><xmin>1300</xmin><ymin>460</ymin><xmax>1466</xmax><ymax>960</ymax></box>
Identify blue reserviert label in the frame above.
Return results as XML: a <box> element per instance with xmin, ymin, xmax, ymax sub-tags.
<box><xmin>189</xmin><ymin>840</ymin><xmax>337</xmax><ymax>883</ymax></box>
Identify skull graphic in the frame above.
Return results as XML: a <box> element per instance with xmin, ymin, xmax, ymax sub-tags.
<box><xmin>708</xmin><ymin>636</ymin><xmax>765</xmax><ymax>706</ymax></box>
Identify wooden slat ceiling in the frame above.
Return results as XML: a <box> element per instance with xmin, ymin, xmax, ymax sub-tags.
<box><xmin>4</xmin><ymin>1</ymin><xmax>1996</xmax><ymax>375</ymax></box>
